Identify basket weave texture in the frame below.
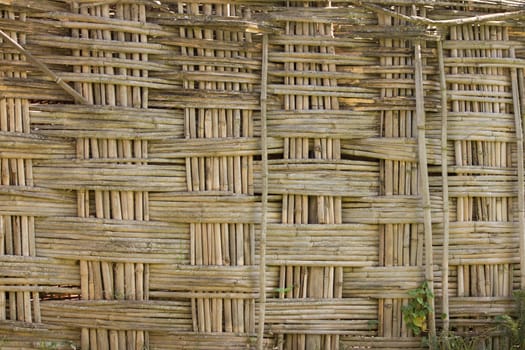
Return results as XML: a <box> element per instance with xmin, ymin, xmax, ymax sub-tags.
<box><xmin>0</xmin><ymin>1</ymin><xmax>525</xmax><ymax>349</ymax></box>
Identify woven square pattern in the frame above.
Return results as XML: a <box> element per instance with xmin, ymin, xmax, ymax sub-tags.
<box><xmin>0</xmin><ymin>1</ymin><xmax>524</xmax><ymax>349</ymax></box>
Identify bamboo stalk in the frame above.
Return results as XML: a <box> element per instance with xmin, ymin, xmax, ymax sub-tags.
<box><xmin>257</xmin><ymin>36</ymin><xmax>268</xmax><ymax>348</ymax></box>
<box><xmin>438</xmin><ymin>39</ymin><xmax>450</xmax><ymax>331</ymax></box>
<box><xmin>414</xmin><ymin>41</ymin><xmax>436</xmax><ymax>338</ymax></box>
<box><xmin>510</xmin><ymin>50</ymin><xmax>525</xmax><ymax>288</ymax></box>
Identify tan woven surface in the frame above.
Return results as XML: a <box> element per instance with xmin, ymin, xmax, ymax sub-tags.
<box><xmin>0</xmin><ymin>1</ymin><xmax>524</xmax><ymax>349</ymax></box>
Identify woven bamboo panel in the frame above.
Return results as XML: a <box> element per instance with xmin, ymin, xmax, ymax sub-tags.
<box><xmin>0</xmin><ymin>1</ymin><xmax>525</xmax><ymax>349</ymax></box>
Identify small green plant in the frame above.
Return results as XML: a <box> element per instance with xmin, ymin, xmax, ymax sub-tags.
<box><xmin>430</xmin><ymin>330</ymin><xmax>486</xmax><ymax>350</ymax></box>
<box><xmin>37</xmin><ymin>340</ymin><xmax>78</xmax><ymax>350</ymax></box>
<box><xmin>496</xmin><ymin>290</ymin><xmax>525</xmax><ymax>349</ymax></box>
<box><xmin>367</xmin><ymin>319</ymin><xmax>379</xmax><ymax>330</ymax></box>
<box><xmin>402</xmin><ymin>281</ymin><xmax>434</xmax><ymax>336</ymax></box>
<box><xmin>273</xmin><ymin>285</ymin><xmax>294</xmax><ymax>294</ymax></box>
<box><xmin>38</xmin><ymin>341</ymin><xmax>59</xmax><ymax>350</ymax></box>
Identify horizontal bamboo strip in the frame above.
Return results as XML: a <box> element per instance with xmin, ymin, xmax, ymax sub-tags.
<box><xmin>448</xmin><ymin>165</ymin><xmax>516</xmax><ymax>175</ymax></box>
<box><xmin>425</xmin><ymin>130</ymin><xmax>514</xmax><ymax>144</ymax></box>
<box><xmin>443</xmin><ymin>40</ymin><xmax>524</xmax><ymax>50</ymax></box>
<box><xmin>448</xmin><ymin>248</ymin><xmax>519</xmax><ymax>265</ymax></box>
<box><xmin>267</xmin><ymin>224</ymin><xmax>378</xmax><ymax>266</ymax></box>
<box><xmin>153</xmin><ymin>14</ymin><xmax>275</xmax><ymax>33</ymax></box>
<box><xmin>340</xmin><ymin>336</ymin><xmax>424</xmax><ymax>349</ymax></box>
<box><xmin>33</xmin><ymin>161</ymin><xmax>186</xmax><ymax>191</ymax></box>
<box><xmin>446</xmin><ymin>112</ymin><xmax>515</xmax><ymax>140</ymax></box>
<box><xmin>449</xmin><ymin>296</ymin><xmax>515</xmax><ymax>317</ymax></box>
<box><xmin>158</xmin><ymin>37</ymin><xmax>260</xmax><ymax>53</ymax></box>
<box><xmin>0</xmin><ymin>77</ymin><xmax>72</xmax><ymax>101</ymax></box>
<box><xmin>39</xmin><ymin>54</ymin><xmax>170</xmax><ymax>72</ymax></box>
<box><xmin>0</xmin><ymin>321</ymin><xmax>78</xmax><ymax>343</ymax></box>
<box><xmin>268</xmin><ymin>84</ymin><xmax>377</xmax><ymax>98</ymax></box>
<box><xmin>150</xmin><ymin>137</ymin><xmax>262</xmax><ymax>158</ymax></box>
<box><xmin>430</xmin><ymin>175</ymin><xmax>517</xmax><ymax>197</ymax></box>
<box><xmin>37</xmin><ymin>11</ymin><xmax>170</xmax><ymax>36</ymax></box>
<box><xmin>28</xmin><ymin>35</ymin><xmax>169</xmax><ymax>55</ymax></box>
<box><xmin>342</xmin><ymin>25</ymin><xmax>438</xmax><ymax>40</ymax></box>
<box><xmin>0</xmin><ymin>255</ymin><xmax>79</xmax><ymax>290</ymax></box>
<box><xmin>0</xmin><ymin>131</ymin><xmax>74</xmax><ymax>159</ymax></box>
<box><xmin>265</xmin><ymin>160</ymin><xmax>379</xmax><ymax>197</ymax></box>
<box><xmin>31</xmin><ymin>104</ymin><xmax>183</xmax><ymax>139</ymax></box>
<box><xmin>343</xmin><ymin>266</ymin><xmax>425</xmax><ymax>298</ymax></box>
<box><xmin>269</xmin><ymin>51</ymin><xmax>376</xmax><ymax>66</ymax></box>
<box><xmin>342</xmin><ymin>195</ymin><xmax>423</xmax><ymax>224</ymax></box>
<box><xmin>150</xmin><ymin>193</ymin><xmax>262</xmax><ymax>223</ymax></box>
<box><xmin>447</xmin><ymin>318</ymin><xmax>503</xmax><ymax>328</ymax></box>
<box><xmin>167</xmin><ymin>71</ymin><xmax>260</xmax><ymax>84</ymax></box>
<box><xmin>41</xmin><ymin>300</ymin><xmax>193</xmax><ymax>332</ymax></box>
<box><xmin>0</xmin><ymin>17</ymin><xmax>55</xmax><ymax>34</ymax></box>
<box><xmin>163</xmin><ymin>55</ymin><xmax>261</xmax><ymax>70</ymax></box>
<box><xmin>150</xmin><ymin>265</ymin><xmax>258</xmax><ymax>294</ymax></box>
<box><xmin>363</xmin><ymin>78</ymin><xmax>439</xmax><ymax>90</ymax></box>
<box><xmin>35</xmin><ymin>217</ymin><xmax>189</xmax><ymax>263</ymax></box>
<box><xmin>342</xmin><ymin>137</ymin><xmax>417</xmax><ymax>161</ymax></box>
<box><xmin>0</xmin><ymin>1</ymin><xmax>67</xmax><ymax>12</ymax></box>
<box><xmin>450</xmin><ymin>230</ymin><xmax>518</xmax><ymax>245</ymax></box>
<box><xmin>265</xmin><ymin>6</ymin><xmax>373</xmax><ymax>24</ymax></box>
<box><xmin>149</xmin><ymin>89</ymin><xmax>260</xmax><ymax>110</ymax></box>
<box><xmin>57</xmin><ymin>72</ymin><xmax>176</xmax><ymax>89</ymax></box>
<box><xmin>265</xmin><ymin>299</ymin><xmax>377</xmax><ymax>334</ymax></box>
<box><xmin>267</xmin><ymin>110</ymin><xmax>378</xmax><ymax>138</ymax></box>
<box><xmin>149</xmin><ymin>332</ymin><xmax>262</xmax><ymax>350</ymax></box>
<box><xmin>342</xmin><ymin>138</ymin><xmax>449</xmax><ymax>166</ymax></box>
<box><xmin>449</xmin><ymin>221</ymin><xmax>518</xmax><ymax>234</ymax></box>
<box><xmin>445</xmin><ymin>56</ymin><xmax>525</xmax><ymax>68</ymax></box>
<box><xmin>446</xmin><ymin>74</ymin><xmax>511</xmax><ymax>86</ymax></box>
<box><xmin>0</xmin><ymin>185</ymin><xmax>76</xmax><ymax>217</ymax></box>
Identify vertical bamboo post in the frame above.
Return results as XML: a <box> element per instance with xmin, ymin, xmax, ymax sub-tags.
<box><xmin>257</xmin><ymin>33</ymin><xmax>269</xmax><ymax>350</ymax></box>
<box><xmin>510</xmin><ymin>48</ymin><xmax>525</xmax><ymax>288</ymax></box>
<box><xmin>414</xmin><ymin>41</ymin><xmax>436</xmax><ymax>339</ymax></box>
<box><xmin>438</xmin><ymin>39</ymin><xmax>450</xmax><ymax>332</ymax></box>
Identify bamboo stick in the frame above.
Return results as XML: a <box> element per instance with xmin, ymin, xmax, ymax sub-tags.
<box><xmin>510</xmin><ymin>49</ymin><xmax>525</xmax><ymax>288</ymax></box>
<box><xmin>414</xmin><ymin>41</ymin><xmax>436</xmax><ymax>338</ymax></box>
<box><xmin>438</xmin><ymin>39</ymin><xmax>450</xmax><ymax>331</ymax></box>
<box><xmin>257</xmin><ymin>33</ymin><xmax>269</xmax><ymax>350</ymax></box>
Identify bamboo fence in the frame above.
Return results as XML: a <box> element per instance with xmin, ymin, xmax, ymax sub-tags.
<box><xmin>0</xmin><ymin>1</ymin><xmax>524</xmax><ymax>349</ymax></box>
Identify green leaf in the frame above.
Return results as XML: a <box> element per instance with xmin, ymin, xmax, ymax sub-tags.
<box><xmin>273</xmin><ymin>286</ymin><xmax>293</xmax><ymax>293</ymax></box>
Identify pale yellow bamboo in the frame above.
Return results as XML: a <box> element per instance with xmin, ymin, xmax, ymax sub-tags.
<box><xmin>414</xmin><ymin>41</ymin><xmax>436</xmax><ymax>338</ymax></box>
<box><xmin>438</xmin><ymin>39</ymin><xmax>450</xmax><ymax>331</ymax></box>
